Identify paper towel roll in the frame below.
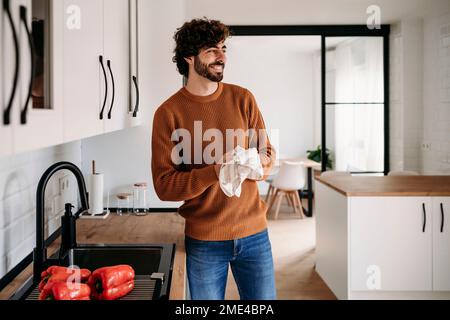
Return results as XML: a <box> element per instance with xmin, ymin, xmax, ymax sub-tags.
<box><xmin>88</xmin><ymin>173</ymin><xmax>104</xmax><ymax>215</ymax></box>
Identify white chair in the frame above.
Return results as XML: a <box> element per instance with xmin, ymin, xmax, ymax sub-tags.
<box><xmin>264</xmin><ymin>154</ymin><xmax>288</xmax><ymax>205</ymax></box>
<box><xmin>265</xmin><ymin>176</ymin><xmax>276</xmax><ymax>204</ymax></box>
<box><xmin>321</xmin><ymin>171</ymin><xmax>352</xmax><ymax>177</ymax></box>
<box><xmin>266</xmin><ymin>161</ymin><xmax>305</xmax><ymax>220</ymax></box>
<box><xmin>388</xmin><ymin>170</ymin><xmax>420</xmax><ymax>176</ymax></box>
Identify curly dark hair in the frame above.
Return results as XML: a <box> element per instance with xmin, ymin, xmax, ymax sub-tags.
<box><xmin>173</xmin><ymin>18</ymin><xmax>231</xmax><ymax>77</ymax></box>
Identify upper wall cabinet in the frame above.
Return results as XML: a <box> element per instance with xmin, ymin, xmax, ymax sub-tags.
<box><xmin>103</xmin><ymin>0</ymin><xmax>130</xmax><ymax>134</ymax></box>
<box><xmin>56</xmin><ymin>0</ymin><xmax>104</xmax><ymax>142</ymax></box>
<box><xmin>1</xmin><ymin>0</ymin><xmax>64</xmax><ymax>156</ymax></box>
<box><xmin>103</xmin><ymin>0</ymin><xmax>141</xmax><ymax>133</ymax></box>
<box><xmin>14</xmin><ymin>0</ymin><xmax>64</xmax><ymax>154</ymax></box>
<box><xmin>56</xmin><ymin>0</ymin><xmax>140</xmax><ymax>143</ymax></box>
<box><xmin>0</xmin><ymin>0</ymin><xmax>140</xmax><ymax>157</ymax></box>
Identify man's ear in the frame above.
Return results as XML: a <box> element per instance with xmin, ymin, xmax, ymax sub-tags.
<box><xmin>184</xmin><ymin>56</ymin><xmax>194</xmax><ymax>65</ymax></box>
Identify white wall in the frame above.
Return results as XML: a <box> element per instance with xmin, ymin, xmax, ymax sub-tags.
<box><xmin>403</xmin><ymin>20</ymin><xmax>424</xmax><ymax>173</ymax></box>
<box><xmin>0</xmin><ymin>142</ymin><xmax>82</xmax><ymax>279</ymax></box>
<box><xmin>224</xmin><ymin>36</ymin><xmax>318</xmax><ymax>159</ymax></box>
<box><xmin>422</xmin><ymin>13</ymin><xmax>450</xmax><ymax>174</ymax></box>
<box><xmin>223</xmin><ymin>36</ymin><xmax>318</xmax><ymax>194</ymax></box>
<box><xmin>389</xmin><ymin>12</ymin><xmax>450</xmax><ymax>176</ymax></box>
<box><xmin>389</xmin><ymin>19</ymin><xmax>424</xmax><ymax>173</ymax></box>
<box><xmin>390</xmin><ymin>23</ymin><xmax>405</xmax><ymax>172</ymax></box>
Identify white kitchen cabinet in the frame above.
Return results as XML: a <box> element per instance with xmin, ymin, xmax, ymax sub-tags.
<box><xmin>103</xmin><ymin>0</ymin><xmax>141</xmax><ymax>132</ymax></box>
<box><xmin>433</xmin><ymin>198</ymin><xmax>450</xmax><ymax>291</ymax></box>
<box><xmin>13</xmin><ymin>0</ymin><xmax>64</xmax><ymax>154</ymax></box>
<box><xmin>1</xmin><ymin>0</ymin><xmax>65</xmax><ymax>156</ymax></box>
<box><xmin>1</xmin><ymin>0</ymin><xmax>139</xmax><ymax>157</ymax></box>
<box><xmin>315</xmin><ymin>177</ymin><xmax>450</xmax><ymax>299</ymax></box>
<box><xmin>102</xmin><ymin>0</ymin><xmax>130</xmax><ymax>134</ymax></box>
<box><xmin>58</xmin><ymin>0</ymin><xmax>104</xmax><ymax>143</ymax></box>
<box><xmin>59</xmin><ymin>0</ymin><xmax>140</xmax><ymax>142</ymax></box>
<box><xmin>350</xmin><ymin>197</ymin><xmax>433</xmax><ymax>291</ymax></box>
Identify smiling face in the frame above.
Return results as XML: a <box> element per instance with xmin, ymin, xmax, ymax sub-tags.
<box><xmin>192</xmin><ymin>41</ymin><xmax>227</xmax><ymax>82</ymax></box>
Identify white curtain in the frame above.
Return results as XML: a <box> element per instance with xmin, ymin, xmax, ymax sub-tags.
<box><xmin>333</xmin><ymin>37</ymin><xmax>384</xmax><ymax>172</ymax></box>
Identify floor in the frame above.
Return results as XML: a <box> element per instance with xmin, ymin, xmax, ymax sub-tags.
<box><xmin>225</xmin><ymin>197</ymin><xmax>337</xmax><ymax>300</ymax></box>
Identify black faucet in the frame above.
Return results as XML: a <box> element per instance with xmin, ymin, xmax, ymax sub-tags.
<box><xmin>33</xmin><ymin>162</ymin><xmax>89</xmax><ymax>282</ymax></box>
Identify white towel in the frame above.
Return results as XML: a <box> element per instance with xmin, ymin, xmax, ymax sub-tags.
<box><xmin>219</xmin><ymin>146</ymin><xmax>264</xmax><ymax>197</ymax></box>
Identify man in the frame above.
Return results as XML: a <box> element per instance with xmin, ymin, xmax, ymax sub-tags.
<box><xmin>151</xmin><ymin>18</ymin><xmax>277</xmax><ymax>300</ymax></box>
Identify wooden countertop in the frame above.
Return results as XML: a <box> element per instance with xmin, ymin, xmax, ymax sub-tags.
<box><xmin>315</xmin><ymin>175</ymin><xmax>450</xmax><ymax>197</ymax></box>
<box><xmin>0</xmin><ymin>213</ymin><xmax>186</xmax><ymax>300</ymax></box>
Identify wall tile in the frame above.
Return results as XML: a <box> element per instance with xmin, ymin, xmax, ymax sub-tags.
<box><xmin>0</xmin><ymin>141</ymin><xmax>81</xmax><ymax>279</ymax></box>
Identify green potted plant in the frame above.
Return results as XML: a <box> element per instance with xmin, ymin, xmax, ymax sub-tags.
<box><xmin>307</xmin><ymin>145</ymin><xmax>333</xmax><ymax>169</ymax></box>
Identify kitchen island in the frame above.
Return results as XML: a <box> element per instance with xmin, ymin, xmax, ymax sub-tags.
<box><xmin>0</xmin><ymin>213</ymin><xmax>187</xmax><ymax>300</ymax></box>
<box><xmin>315</xmin><ymin>175</ymin><xmax>450</xmax><ymax>300</ymax></box>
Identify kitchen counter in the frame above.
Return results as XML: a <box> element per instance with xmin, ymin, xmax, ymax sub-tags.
<box><xmin>314</xmin><ymin>176</ymin><xmax>450</xmax><ymax>300</ymax></box>
<box><xmin>0</xmin><ymin>212</ymin><xmax>186</xmax><ymax>300</ymax></box>
<box><xmin>315</xmin><ymin>175</ymin><xmax>450</xmax><ymax>197</ymax></box>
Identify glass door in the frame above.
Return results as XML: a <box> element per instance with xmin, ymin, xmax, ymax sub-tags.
<box><xmin>13</xmin><ymin>0</ymin><xmax>64</xmax><ymax>154</ymax></box>
<box><xmin>31</xmin><ymin>0</ymin><xmax>51</xmax><ymax>110</ymax></box>
<box><xmin>323</xmin><ymin>36</ymin><xmax>387</xmax><ymax>175</ymax></box>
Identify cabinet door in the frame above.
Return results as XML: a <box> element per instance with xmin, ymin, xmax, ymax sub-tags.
<box><xmin>433</xmin><ymin>197</ymin><xmax>450</xmax><ymax>291</ymax></box>
<box><xmin>60</xmin><ymin>0</ymin><xmax>103</xmax><ymax>142</ymax></box>
<box><xmin>350</xmin><ymin>197</ymin><xmax>433</xmax><ymax>291</ymax></box>
<box><xmin>103</xmin><ymin>0</ymin><xmax>130</xmax><ymax>133</ymax></box>
<box><xmin>13</xmin><ymin>0</ymin><xmax>64</xmax><ymax>154</ymax></box>
<box><xmin>1</xmin><ymin>0</ymin><xmax>19</xmax><ymax>157</ymax></box>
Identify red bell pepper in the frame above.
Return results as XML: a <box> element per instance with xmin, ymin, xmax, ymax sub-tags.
<box><xmin>39</xmin><ymin>281</ymin><xmax>91</xmax><ymax>301</ymax></box>
<box><xmin>88</xmin><ymin>265</ymin><xmax>135</xmax><ymax>300</ymax></box>
<box><xmin>39</xmin><ymin>266</ymin><xmax>91</xmax><ymax>292</ymax></box>
<box><xmin>39</xmin><ymin>272</ymin><xmax>80</xmax><ymax>299</ymax></box>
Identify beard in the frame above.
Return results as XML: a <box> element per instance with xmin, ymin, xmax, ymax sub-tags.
<box><xmin>194</xmin><ymin>56</ymin><xmax>225</xmax><ymax>82</ymax></box>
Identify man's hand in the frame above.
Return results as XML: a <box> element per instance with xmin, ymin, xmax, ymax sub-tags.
<box><xmin>213</xmin><ymin>149</ymin><xmax>236</xmax><ymax>180</ymax></box>
<box><xmin>216</xmin><ymin>149</ymin><xmax>236</xmax><ymax>165</ymax></box>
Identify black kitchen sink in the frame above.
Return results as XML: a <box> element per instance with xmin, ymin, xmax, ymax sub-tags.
<box><xmin>7</xmin><ymin>162</ymin><xmax>176</xmax><ymax>301</ymax></box>
<box><xmin>62</xmin><ymin>246</ymin><xmax>164</xmax><ymax>275</ymax></box>
<box><xmin>10</xmin><ymin>243</ymin><xmax>175</xmax><ymax>300</ymax></box>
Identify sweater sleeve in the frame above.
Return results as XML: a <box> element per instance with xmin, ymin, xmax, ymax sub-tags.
<box><xmin>151</xmin><ymin>107</ymin><xmax>218</xmax><ymax>202</ymax></box>
<box><xmin>245</xmin><ymin>89</ymin><xmax>277</xmax><ymax>180</ymax></box>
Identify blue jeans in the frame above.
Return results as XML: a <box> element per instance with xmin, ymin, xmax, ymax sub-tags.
<box><xmin>185</xmin><ymin>229</ymin><xmax>277</xmax><ymax>300</ymax></box>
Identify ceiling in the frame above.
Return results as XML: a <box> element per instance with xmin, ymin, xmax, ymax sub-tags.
<box><xmin>186</xmin><ymin>0</ymin><xmax>450</xmax><ymax>25</ymax></box>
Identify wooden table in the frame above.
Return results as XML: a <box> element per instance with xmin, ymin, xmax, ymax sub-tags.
<box><xmin>272</xmin><ymin>158</ymin><xmax>321</xmax><ymax>217</ymax></box>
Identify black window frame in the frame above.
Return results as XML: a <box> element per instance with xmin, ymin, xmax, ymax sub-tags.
<box><xmin>228</xmin><ymin>25</ymin><xmax>391</xmax><ymax>175</ymax></box>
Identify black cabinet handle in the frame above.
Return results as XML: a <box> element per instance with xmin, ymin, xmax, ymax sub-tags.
<box><xmin>132</xmin><ymin>76</ymin><xmax>139</xmax><ymax>118</ymax></box>
<box><xmin>99</xmin><ymin>56</ymin><xmax>108</xmax><ymax>120</ymax></box>
<box><xmin>441</xmin><ymin>203</ymin><xmax>445</xmax><ymax>233</ymax></box>
<box><xmin>20</xmin><ymin>5</ymin><xmax>35</xmax><ymax>125</ymax></box>
<box><xmin>422</xmin><ymin>203</ymin><xmax>427</xmax><ymax>233</ymax></box>
<box><xmin>106</xmin><ymin>60</ymin><xmax>115</xmax><ymax>120</ymax></box>
<box><xmin>3</xmin><ymin>0</ymin><xmax>20</xmax><ymax>126</ymax></box>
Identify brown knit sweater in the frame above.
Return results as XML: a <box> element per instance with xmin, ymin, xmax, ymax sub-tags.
<box><xmin>151</xmin><ymin>82</ymin><xmax>276</xmax><ymax>241</ymax></box>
